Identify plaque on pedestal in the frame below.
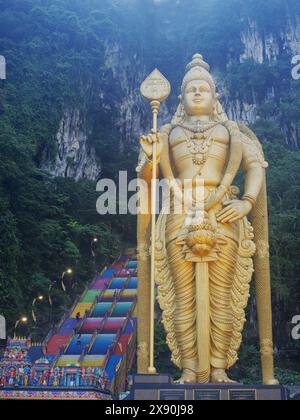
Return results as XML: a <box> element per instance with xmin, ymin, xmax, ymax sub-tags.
<box><xmin>131</xmin><ymin>375</ymin><xmax>287</xmax><ymax>401</ymax></box>
<box><xmin>160</xmin><ymin>390</ymin><xmax>186</xmax><ymax>400</ymax></box>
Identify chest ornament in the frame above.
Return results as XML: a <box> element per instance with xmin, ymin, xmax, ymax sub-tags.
<box><xmin>180</xmin><ymin>122</ymin><xmax>219</xmax><ymax>167</ymax></box>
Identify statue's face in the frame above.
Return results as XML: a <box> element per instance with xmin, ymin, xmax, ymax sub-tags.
<box><xmin>183</xmin><ymin>80</ymin><xmax>214</xmax><ymax>117</ymax></box>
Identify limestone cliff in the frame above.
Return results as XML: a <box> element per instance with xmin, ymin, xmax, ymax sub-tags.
<box><xmin>40</xmin><ymin>0</ymin><xmax>300</xmax><ymax>180</ymax></box>
<box><xmin>41</xmin><ymin>109</ymin><xmax>100</xmax><ymax>181</ymax></box>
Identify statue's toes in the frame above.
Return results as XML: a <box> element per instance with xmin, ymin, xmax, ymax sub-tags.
<box><xmin>264</xmin><ymin>378</ymin><xmax>279</xmax><ymax>386</ymax></box>
<box><xmin>211</xmin><ymin>370</ymin><xmax>237</xmax><ymax>384</ymax></box>
<box><xmin>225</xmin><ymin>378</ymin><xmax>237</xmax><ymax>384</ymax></box>
<box><xmin>174</xmin><ymin>371</ymin><xmax>197</xmax><ymax>384</ymax></box>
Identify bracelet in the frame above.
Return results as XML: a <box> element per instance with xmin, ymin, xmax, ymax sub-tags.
<box><xmin>242</xmin><ymin>194</ymin><xmax>257</xmax><ymax>207</ymax></box>
<box><xmin>219</xmin><ymin>184</ymin><xmax>228</xmax><ymax>193</ymax></box>
<box><xmin>147</xmin><ymin>156</ymin><xmax>160</xmax><ymax>168</ymax></box>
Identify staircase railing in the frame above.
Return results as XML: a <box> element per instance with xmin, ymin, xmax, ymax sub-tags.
<box><xmin>102</xmin><ymin>341</ymin><xmax>114</xmax><ymax>374</ymax></box>
<box><xmin>112</xmin><ymin>354</ymin><xmax>127</xmax><ymax>397</ymax></box>
<box><xmin>98</xmin><ymin>312</ymin><xmax>109</xmax><ymax>335</ymax></box>
<box><xmin>62</xmin><ymin>333</ymin><xmax>75</xmax><ymax>355</ymax></box>
<box><xmin>86</xmin><ymin>330</ymin><xmax>98</xmax><ymax>355</ymax></box>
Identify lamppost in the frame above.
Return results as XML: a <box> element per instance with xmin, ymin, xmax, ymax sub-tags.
<box><xmin>91</xmin><ymin>237</ymin><xmax>98</xmax><ymax>258</ymax></box>
<box><xmin>32</xmin><ymin>295</ymin><xmax>44</xmax><ymax>323</ymax></box>
<box><xmin>14</xmin><ymin>317</ymin><xmax>28</xmax><ymax>339</ymax></box>
<box><xmin>48</xmin><ymin>281</ymin><xmax>56</xmax><ymax>307</ymax></box>
<box><xmin>61</xmin><ymin>268</ymin><xmax>73</xmax><ymax>292</ymax></box>
<box><xmin>91</xmin><ymin>237</ymin><xmax>99</xmax><ymax>272</ymax></box>
<box><xmin>48</xmin><ymin>281</ymin><xmax>56</xmax><ymax>325</ymax></box>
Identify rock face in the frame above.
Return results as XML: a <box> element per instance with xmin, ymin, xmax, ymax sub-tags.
<box><xmin>226</xmin><ymin>16</ymin><xmax>300</xmax><ymax>121</ymax></box>
<box><xmin>228</xmin><ymin>16</ymin><xmax>300</xmax><ymax>146</ymax></box>
<box><xmin>43</xmin><ymin>6</ymin><xmax>300</xmax><ymax>180</ymax></box>
<box><xmin>240</xmin><ymin>20</ymin><xmax>280</xmax><ymax>64</ymax></box>
<box><xmin>42</xmin><ymin>109</ymin><xmax>101</xmax><ymax>181</ymax></box>
<box><xmin>104</xmin><ymin>42</ymin><xmax>147</xmax><ymax>150</ymax></box>
<box><xmin>240</xmin><ymin>17</ymin><xmax>300</xmax><ymax>63</ymax></box>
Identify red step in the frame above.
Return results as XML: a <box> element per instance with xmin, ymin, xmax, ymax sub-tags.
<box><xmin>46</xmin><ymin>334</ymin><xmax>70</xmax><ymax>355</ymax></box>
<box><xmin>114</xmin><ymin>334</ymin><xmax>131</xmax><ymax>355</ymax></box>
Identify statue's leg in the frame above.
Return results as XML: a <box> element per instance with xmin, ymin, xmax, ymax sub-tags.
<box><xmin>166</xmin><ymin>215</ymin><xmax>198</xmax><ymax>383</ymax></box>
<box><xmin>209</xmin><ymin>237</ymin><xmax>238</xmax><ymax>383</ymax></box>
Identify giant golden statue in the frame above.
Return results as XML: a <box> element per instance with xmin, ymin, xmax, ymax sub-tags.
<box><xmin>137</xmin><ymin>54</ymin><xmax>278</xmax><ymax>385</ymax></box>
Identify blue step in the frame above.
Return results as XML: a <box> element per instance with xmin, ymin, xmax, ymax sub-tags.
<box><xmin>124</xmin><ymin>318</ymin><xmax>137</xmax><ymax>335</ymax></box>
<box><xmin>105</xmin><ymin>355</ymin><xmax>123</xmax><ymax>381</ymax></box>
<box><xmin>127</xmin><ymin>278</ymin><xmax>138</xmax><ymax>289</ymax></box>
<box><xmin>65</xmin><ymin>335</ymin><xmax>92</xmax><ymax>355</ymax></box>
<box><xmin>102</xmin><ymin>269</ymin><xmax>117</xmax><ymax>279</ymax></box>
<box><xmin>89</xmin><ymin>334</ymin><xmax>116</xmax><ymax>355</ymax></box>
<box><xmin>127</xmin><ymin>261</ymin><xmax>137</xmax><ymax>270</ymax></box>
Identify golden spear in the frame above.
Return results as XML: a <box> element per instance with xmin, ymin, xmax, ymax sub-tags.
<box><xmin>140</xmin><ymin>69</ymin><xmax>171</xmax><ymax>374</ymax></box>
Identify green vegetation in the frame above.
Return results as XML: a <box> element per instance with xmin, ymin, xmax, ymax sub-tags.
<box><xmin>0</xmin><ymin>0</ymin><xmax>299</xmax><ymax>381</ymax></box>
<box><xmin>0</xmin><ymin>122</ymin><xmax>123</xmax><ymax>338</ymax></box>
<box><xmin>0</xmin><ymin>0</ymin><xmax>141</xmax><ymax>338</ymax></box>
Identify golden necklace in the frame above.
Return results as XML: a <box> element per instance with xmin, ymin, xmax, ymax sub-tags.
<box><xmin>181</xmin><ymin>122</ymin><xmax>218</xmax><ymax>167</ymax></box>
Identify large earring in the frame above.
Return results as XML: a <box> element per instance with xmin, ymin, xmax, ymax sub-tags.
<box><xmin>178</xmin><ymin>103</ymin><xmax>185</xmax><ymax>122</ymax></box>
<box><xmin>213</xmin><ymin>97</ymin><xmax>228</xmax><ymax>123</ymax></box>
<box><xmin>211</xmin><ymin>93</ymin><xmax>220</xmax><ymax>120</ymax></box>
<box><xmin>212</xmin><ymin>101</ymin><xmax>218</xmax><ymax>121</ymax></box>
<box><xmin>172</xmin><ymin>95</ymin><xmax>186</xmax><ymax>125</ymax></box>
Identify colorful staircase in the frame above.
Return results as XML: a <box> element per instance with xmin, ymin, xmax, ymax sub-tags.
<box><xmin>0</xmin><ymin>252</ymin><xmax>138</xmax><ymax>399</ymax></box>
<box><xmin>44</xmin><ymin>252</ymin><xmax>138</xmax><ymax>396</ymax></box>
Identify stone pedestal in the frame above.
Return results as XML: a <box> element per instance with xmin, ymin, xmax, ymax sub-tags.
<box><xmin>131</xmin><ymin>375</ymin><xmax>287</xmax><ymax>401</ymax></box>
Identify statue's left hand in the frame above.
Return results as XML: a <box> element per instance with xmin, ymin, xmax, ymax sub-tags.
<box><xmin>217</xmin><ymin>200</ymin><xmax>252</xmax><ymax>224</ymax></box>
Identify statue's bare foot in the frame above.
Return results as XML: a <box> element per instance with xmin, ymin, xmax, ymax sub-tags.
<box><xmin>175</xmin><ymin>369</ymin><xmax>197</xmax><ymax>384</ymax></box>
<box><xmin>211</xmin><ymin>369</ymin><xmax>237</xmax><ymax>384</ymax></box>
<box><xmin>264</xmin><ymin>378</ymin><xmax>279</xmax><ymax>386</ymax></box>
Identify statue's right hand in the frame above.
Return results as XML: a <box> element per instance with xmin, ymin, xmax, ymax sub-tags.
<box><xmin>139</xmin><ymin>129</ymin><xmax>162</xmax><ymax>160</ymax></box>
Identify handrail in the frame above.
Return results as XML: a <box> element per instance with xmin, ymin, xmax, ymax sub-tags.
<box><xmin>121</xmin><ymin>313</ymin><xmax>131</xmax><ymax>335</ymax></box>
<box><xmin>75</xmin><ymin>316</ymin><xmax>86</xmax><ymax>334</ymax></box>
<box><xmin>62</xmin><ymin>333</ymin><xmax>75</xmax><ymax>355</ymax></box>
<box><xmin>109</xmin><ymin>298</ymin><xmax>118</xmax><ymax>316</ymax></box>
<box><xmin>96</xmin><ymin>288</ymin><xmax>105</xmax><ymax>303</ymax></box>
<box><xmin>98</xmin><ymin>265</ymin><xmax>107</xmax><ymax>278</ymax></box>
<box><xmin>86</xmin><ymin>330</ymin><xmax>98</xmax><ymax>354</ymax></box>
<box><xmin>78</xmin><ymin>345</ymin><xmax>87</xmax><ymax>364</ymax></box>
<box><xmin>130</xmin><ymin>297</ymin><xmax>137</xmax><ymax>316</ymax></box>
<box><xmin>43</xmin><ymin>328</ymin><xmax>56</xmax><ymax>347</ymax></box>
<box><xmin>102</xmin><ymin>339</ymin><xmax>114</xmax><ymax>373</ymax></box>
<box><xmin>51</xmin><ymin>350</ymin><xmax>62</xmax><ymax>369</ymax></box>
<box><xmin>111</xmin><ymin>329</ymin><xmax>122</xmax><ymax>355</ymax></box>
<box><xmin>98</xmin><ymin>312</ymin><xmax>109</xmax><ymax>335</ymax></box>
<box><xmin>113</xmin><ymin>356</ymin><xmax>126</xmax><ymax>397</ymax></box>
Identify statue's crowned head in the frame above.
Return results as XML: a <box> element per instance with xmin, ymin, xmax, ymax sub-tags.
<box><xmin>182</xmin><ymin>54</ymin><xmax>216</xmax><ymax>95</ymax></box>
<box><xmin>172</xmin><ymin>53</ymin><xmax>227</xmax><ymax>124</ymax></box>
<box><xmin>182</xmin><ymin>54</ymin><xmax>216</xmax><ymax>117</ymax></box>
